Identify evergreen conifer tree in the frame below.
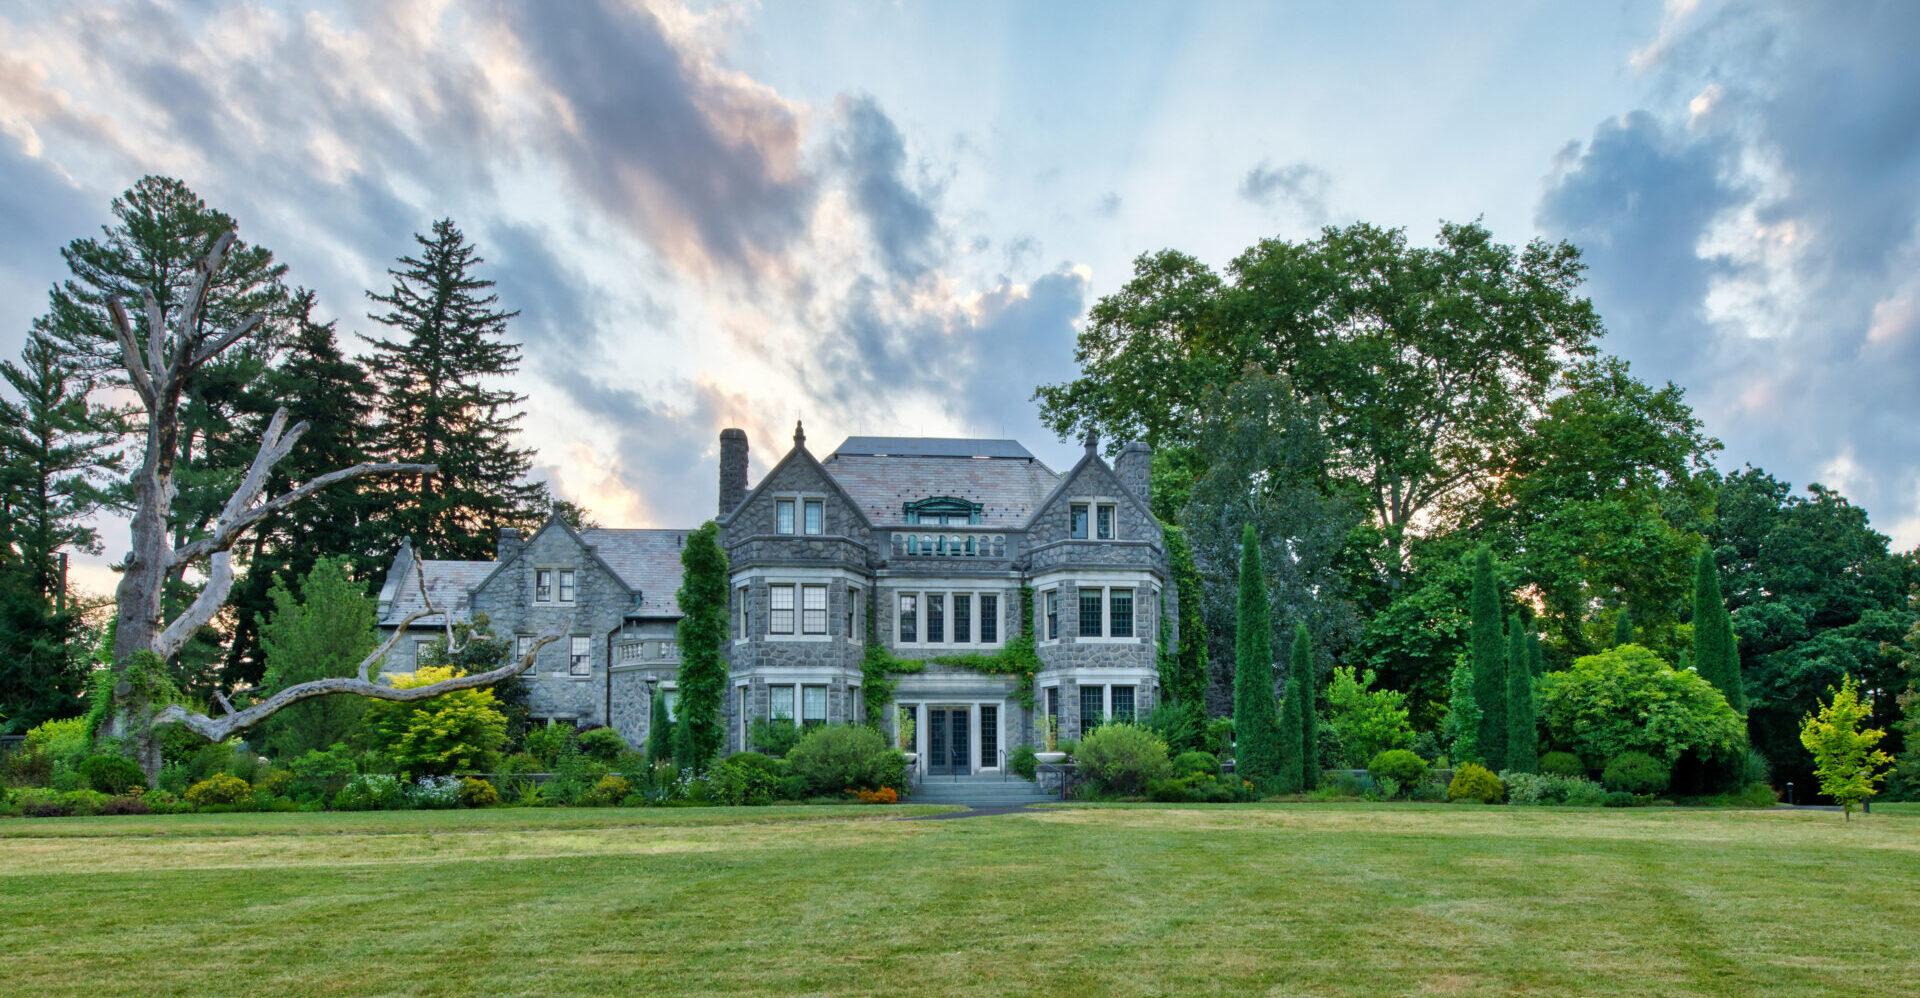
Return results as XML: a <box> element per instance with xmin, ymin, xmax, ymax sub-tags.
<box><xmin>647</xmin><ymin>685</ymin><xmax>673</xmax><ymax>763</ymax></box>
<box><xmin>1613</xmin><ymin>607</ymin><xmax>1634</xmax><ymax>648</ymax></box>
<box><xmin>224</xmin><ymin>292</ymin><xmax>380</xmax><ymax>688</ymax></box>
<box><xmin>364</xmin><ymin>219</ymin><xmax>544</xmax><ymax>560</ymax></box>
<box><xmin>254</xmin><ymin>557</ymin><xmax>376</xmax><ymax>757</ymax></box>
<box><xmin>1505</xmin><ymin>615</ymin><xmax>1538</xmax><ymax>773</ymax></box>
<box><xmin>1232</xmin><ymin>523</ymin><xmax>1285</xmax><ymax>791</ymax></box>
<box><xmin>1444</xmin><ymin>658</ymin><xmax>1481</xmax><ymax>765</ymax></box>
<box><xmin>1277</xmin><ymin>675</ymin><xmax>1305</xmax><ymax>793</ymax></box>
<box><xmin>1469</xmin><ymin>546</ymin><xmax>1508</xmax><ymax>766</ymax></box>
<box><xmin>1290</xmin><ymin>622</ymin><xmax>1318</xmax><ymax>789</ymax></box>
<box><xmin>672</xmin><ymin>522</ymin><xmax>729</xmax><ymax>772</ymax></box>
<box><xmin>1691</xmin><ymin>547</ymin><xmax>1743</xmax><ymax>712</ymax></box>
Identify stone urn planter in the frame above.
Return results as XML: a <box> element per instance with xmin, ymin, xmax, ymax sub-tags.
<box><xmin>902</xmin><ymin>752</ymin><xmax>919</xmax><ymax>766</ymax></box>
<box><xmin>1035</xmin><ymin>751</ymin><xmax>1067</xmax><ymax>765</ymax></box>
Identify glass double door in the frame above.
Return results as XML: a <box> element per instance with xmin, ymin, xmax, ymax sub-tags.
<box><xmin>926</xmin><ymin>706</ymin><xmax>971</xmax><ymax>775</ymax></box>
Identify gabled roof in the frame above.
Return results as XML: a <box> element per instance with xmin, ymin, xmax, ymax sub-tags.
<box><xmin>718</xmin><ymin>427</ymin><xmax>877</xmax><ymax>533</ymax></box>
<box><xmin>581</xmin><ymin>527</ymin><xmax>687</xmax><ymax>616</ymax></box>
<box><xmin>833</xmin><ymin>436</ymin><xmax>1035</xmax><ymax>460</ymax></box>
<box><xmin>379</xmin><ymin>559</ymin><xmax>493</xmax><ymax>627</ymax></box>
<box><xmin>821</xmin><ymin>436</ymin><xmax>1060</xmax><ymax>528</ymax></box>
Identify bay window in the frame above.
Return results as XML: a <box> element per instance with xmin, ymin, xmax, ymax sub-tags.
<box><xmin>802</xmin><ymin>685</ymin><xmax>827</xmax><ymax>726</ymax></box>
<box><xmin>770</xmin><ymin>685</ymin><xmax>794</xmax><ymax>721</ymax></box>
<box><xmin>769</xmin><ymin>584</ymin><xmax>795</xmax><ymax>635</ymax></box>
<box><xmin>801</xmin><ymin>584</ymin><xmax>828</xmax><ymax>635</ymax></box>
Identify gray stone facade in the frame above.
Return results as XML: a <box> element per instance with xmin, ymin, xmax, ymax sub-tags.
<box><xmin>377</xmin><ymin>426</ymin><xmax>1173</xmax><ymax>774</ymax></box>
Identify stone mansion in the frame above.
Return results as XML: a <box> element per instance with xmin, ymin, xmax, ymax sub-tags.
<box><xmin>375</xmin><ymin>425</ymin><xmax>1175</xmax><ymax>776</ymax></box>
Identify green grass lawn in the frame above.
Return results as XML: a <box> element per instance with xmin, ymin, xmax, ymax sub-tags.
<box><xmin>3</xmin><ymin>803</ymin><xmax>1916</xmax><ymax>996</ymax></box>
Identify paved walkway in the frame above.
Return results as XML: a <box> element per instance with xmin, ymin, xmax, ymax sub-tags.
<box><xmin>906</xmin><ymin>803</ymin><xmax>1042</xmax><ymax>820</ymax></box>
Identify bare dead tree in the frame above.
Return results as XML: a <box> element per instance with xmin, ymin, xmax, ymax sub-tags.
<box><xmin>105</xmin><ymin>230</ymin><xmax>557</xmax><ymax>775</ymax></box>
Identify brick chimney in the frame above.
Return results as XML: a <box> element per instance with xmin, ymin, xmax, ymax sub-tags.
<box><xmin>718</xmin><ymin>428</ymin><xmax>749</xmax><ymax>518</ymax></box>
<box><xmin>1114</xmin><ymin>440</ymin><xmax>1152</xmax><ymax>511</ymax></box>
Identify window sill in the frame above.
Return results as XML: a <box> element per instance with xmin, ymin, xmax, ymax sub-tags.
<box><xmin>766</xmin><ymin>634</ymin><xmax>834</xmax><ymax>643</ymax></box>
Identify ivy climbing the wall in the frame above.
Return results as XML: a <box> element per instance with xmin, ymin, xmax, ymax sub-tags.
<box><xmin>861</xmin><ymin>587</ymin><xmax>1042</xmax><ymax>719</ymax></box>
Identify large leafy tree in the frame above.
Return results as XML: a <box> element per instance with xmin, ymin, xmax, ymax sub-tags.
<box><xmin>1180</xmin><ymin>371</ymin><xmax>1360</xmax><ymax>704</ymax></box>
<box><xmin>1232</xmin><ymin>523</ymin><xmax>1285</xmax><ymax>791</ymax></box>
<box><xmin>1481</xmin><ymin>358</ymin><xmax>1717</xmax><ymax>656</ymax></box>
<box><xmin>1538</xmin><ymin>644</ymin><xmax>1746</xmax><ymax>768</ymax></box>
<box><xmin>364</xmin><ymin>219</ymin><xmax>545</xmax><ymax>560</ymax></box>
<box><xmin>223</xmin><ymin>292</ymin><xmax>381</xmax><ymax>689</ymax></box>
<box><xmin>1709</xmin><ymin>467</ymin><xmax>1915</xmax><ymax>787</ymax></box>
<box><xmin>1159</xmin><ymin>524</ymin><xmax>1209</xmax><ymax>709</ymax></box>
<box><xmin>673</xmin><ymin>521</ymin><xmax>729</xmax><ymax>772</ymax></box>
<box><xmin>1039</xmin><ymin>221</ymin><xmax>1601</xmax><ymax>573</ymax></box>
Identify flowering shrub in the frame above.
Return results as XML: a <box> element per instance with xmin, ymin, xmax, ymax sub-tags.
<box><xmin>185</xmin><ymin>773</ymin><xmax>253</xmax><ymax>808</ymax></box>
<box><xmin>332</xmin><ymin>774</ymin><xmax>406</xmax><ymax>811</ymax></box>
<box><xmin>853</xmin><ymin>786</ymin><xmax>898</xmax><ymax>804</ymax></box>
<box><xmin>1447</xmin><ymin>763</ymin><xmax>1503</xmax><ymax>803</ymax></box>
<box><xmin>409</xmin><ymin>775</ymin><xmax>463</xmax><ymax>809</ymax></box>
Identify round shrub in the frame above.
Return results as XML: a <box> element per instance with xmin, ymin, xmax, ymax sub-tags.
<box><xmin>709</xmin><ymin>752</ymin><xmax>788</xmax><ymax>806</ymax></box>
<box><xmin>1447</xmin><ymin>763</ymin><xmax>1504</xmax><ymax>804</ymax></box>
<box><xmin>1602</xmin><ymin>790</ymin><xmax>1639</xmax><ymax>807</ymax></box>
<box><xmin>79</xmin><ymin>754</ymin><xmax>147</xmax><ymax>795</ymax></box>
<box><xmin>332</xmin><ymin>774</ymin><xmax>406</xmax><ymax>811</ymax></box>
<box><xmin>787</xmin><ymin>724</ymin><xmax>906</xmax><ymax>795</ymax></box>
<box><xmin>1601</xmin><ymin>751</ymin><xmax>1671</xmax><ymax>795</ymax></box>
<box><xmin>185</xmin><ymin>773</ymin><xmax>252</xmax><ymax>808</ymax></box>
<box><xmin>1171</xmin><ymin>751</ymin><xmax>1221</xmax><ymax>780</ymax></box>
<box><xmin>1074</xmin><ymin>724</ymin><xmax>1172</xmax><ymax>797</ymax></box>
<box><xmin>459</xmin><ymin>777</ymin><xmax>500</xmax><ymax>808</ymax></box>
<box><xmin>1561</xmin><ymin>779</ymin><xmax>1609</xmax><ymax>807</ymax></box>
<box><xmin>1539</xmin><ymin>751</ymin><xmax>1585</xmax><ymax>778</ymax></box>
<box><xmin>1368</xmin><ymin>749</ymin><xmax>1428</xmax><ymax>791</ymax></box>
<box><xmin>583</xmin><ymin>774</ymin><xmax>633</xmax><ymax>807</ymax></box>
<box><xmin>523</xmin><ymin>724</ymin><xmax>573</xmax><ymax>766</ymax></box>
<box><xmin>576</xmin><ymin>726</ymin><xmax>629</xmax><ymax>763</ymax></box>
<box><xmin>1009</xmin><ymin>744</ymin><xmax>1038</xmax><ymax>780</ymax></box>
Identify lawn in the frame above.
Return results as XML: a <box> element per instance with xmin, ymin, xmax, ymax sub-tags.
<box><xmin>3</xmin><ymin>803</ymin><xmax>1916</xmax><ymax>996</ymax></box>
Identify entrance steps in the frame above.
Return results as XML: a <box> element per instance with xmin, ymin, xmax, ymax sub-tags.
<box><xmin>910</xmin><ymin>774</ymin><xmax>1056</xmax><ymax>807</ymax></box>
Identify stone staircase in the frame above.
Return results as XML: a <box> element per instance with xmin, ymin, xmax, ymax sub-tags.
<box><xmin>908</xmin><ymin>773</ymin><xmax>1058</xmax><ymax>808</ymax></box>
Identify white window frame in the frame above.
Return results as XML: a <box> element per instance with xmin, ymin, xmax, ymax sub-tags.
<box><xmin>1096</xmin><ymin>502</ymin><xmax>1117</xmax><ymax>540</ymax></box>
<box><xmin>803</xmin><ymin>497</ymin><xmax>825</xmax><ymax>535</ymax></box>
<box><xmin>800</xmin><ymin>583</ymin><xmax>828</xmax><ymax>635</ymax></box>
<box><xmin>534</xmin><ymin>568</ymin><xmax>554</xmax><ymax>603</ymax></box>
<box><xmin>775</xmin><ymin>497</ymin><xmax>796</xmax><ymax>534</ymax></box>
<box><xmin>848</xmin><ymin>586</ymin><xmax>864</xmax><ymax>642</ymax></box>
<box><xmin>770</xmin><ymin>684</ymin><xmax>795</xmax><ymax>721</ymax></box>
<box><xmin>735</xmin><ymin>584</ymin><xmax>751</xmax><ymax>641</ymax></box>
<box><xmin>568</xmin><ymin>636</ymin><xmax>591</xmax><ymax>676</ymax></box>
<box><xmin>557</xmin><ymin>568</ymin><xmax>577</xmax><ymax>604</ymax></box>
<box><xmin>1069</xmin><ymin>502</ymin><xmax>1090</xmax><ymax>539</ymax></box>
<box><xmin>891</xmin><ymin>589</ymin><xmax>1006</xmax><ymax>648</ymax></box>
<box><xmin>769</xmin><ymin>583</ymin><xmax>796</xmax><ymax>635</ymax></box>
<box><xmin>801</xmin><ymin>685</ymin><xmax>828</xmax><ymax>726</ymax></box>
<box><xmin>515</xmin><ymin>635</ymin><xmax>534</xmax><ymax>661</ymax></box>
<box><xmin>663</xmin><ymin>684</ymin><xmax>679</xmax><ymax>722</ymax></box>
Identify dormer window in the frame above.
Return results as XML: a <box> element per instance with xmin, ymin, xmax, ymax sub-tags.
<box><xmin>1071</xmin><ymin>501</ymin><xmax>1118</xmax><ymax>540</ymax></box>
<box><xmin>1070</xmin><ymin>504</ymin><xmax>1089</xmax><ymax>539</ymax></box>
<box><xmin>803</xmin><ymin>498</ymin><xmax>824</xmax><ymax>535</ymax></box>
<box><xmin>903</xmin><ymin>496</ymin><xmax>983</xmax><ymax>526</ymax></box>
<box><xmin>776</xmin><ymin>498</ymin><xmax>796</xmax><ymax>534</ymax></box>
<box><xmin>1097</xmin><ymin>504</ymin><xmax>1115</xmax><ymax>540</ymax></box>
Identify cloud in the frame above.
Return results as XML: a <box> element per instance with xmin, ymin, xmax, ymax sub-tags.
<box><xmin>829</xmin><ymin>94</ymin><xmax>941</xmax><ymax>280</ymax></box>
<box><xmin>1541</xmin><ymin>0</ymin><xmax>1920</xmax><ymax>547</ymax></box>
<box><xmin>1237</xmin><ymin>160</ymin><xmax>1331</xmax><ymax>222</ymax></box>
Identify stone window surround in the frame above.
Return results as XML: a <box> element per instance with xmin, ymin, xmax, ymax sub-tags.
<box><xmin>895</xmin><ymin>695</ymin><xmax>1009</xmax><ymax>773</ymax></box>
<box><xmin>533</xmin><ymin>565</ymin><xmax>578</xmax><ymax>605</ymax></box>
<box><xmin>1034</xmin><ymin>574</ymin><xmax>1155</xmax><ymax>645</ymax></box>
<box><xmin>568</xmin><ymin>635</ymin><xmax>592</xmax><ymax>677</ymax></box>
<box><xmin>771</xmin><ymin>491</ymin><xmax>829</xmax><ymax>536</ymax></box>
<box><xmin>888</xmin><ymin>586</ymin><xmax>1008</xmax><ymax>650</ymax></box>
<box><xmin>732</xmin><ymin>568</ymin><xmax>869</xmax><ymax>644</ymax></box>
<box><xmin>1069</xmin><ymin>497</ymin><xmax>1122</xmax><ymax>541</ymax></box>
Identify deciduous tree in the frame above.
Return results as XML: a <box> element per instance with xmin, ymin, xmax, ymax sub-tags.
<box><xmin>1799</xmin><ymin>674</ymin><xmax>1892</xmax><ymax>819</ymax></box>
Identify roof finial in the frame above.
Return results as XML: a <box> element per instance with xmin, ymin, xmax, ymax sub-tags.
<box><xmin>794</xmin><ymin>419</ymin><xmax>807</xmax><ymax>449</ymax></box>
<box><xmin>1083</xmin><ymin>424</ymin><xmax>1099</xmax><ymax>455</ymax></box>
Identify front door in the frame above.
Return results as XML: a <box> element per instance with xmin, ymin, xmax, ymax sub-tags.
<box><xmin>927</xmin><ymin>706</ymin><xmax>971</xmax><ymax>775</ymax></box>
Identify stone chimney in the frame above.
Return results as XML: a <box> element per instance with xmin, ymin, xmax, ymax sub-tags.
<box><xmin>497</xmin><ymin>527</ymin><xmax>522</xmax><ymax>563</ymax></box>
<box><xmin>718</xmin><ymin>428</ymin><xmax>749</xmax><ymax>518</ymax></box>
<box><xmin>1114</xmin><ymin>440</ymin><xmax>1152</xmax><ymax>511</ymax></box>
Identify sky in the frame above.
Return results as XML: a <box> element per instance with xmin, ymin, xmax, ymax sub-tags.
<box><xmin>2</xmin><ymin>0</ymin><xmax>1918</xmax><ymax>596</ymax></box>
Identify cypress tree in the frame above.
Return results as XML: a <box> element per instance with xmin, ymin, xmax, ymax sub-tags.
<box><xmin>1612</xmin><ymin>607</ymin><xmax>1634</xmax><ymax>648</ymax></box>
<box><xmin>1530</xmin><ymin>631</ymin><xmax>1546</xmax><ymax>678</ymax></box>
<box><xmin>1469</xmin><ymin>546</ymin><xmax>1507</xmax><ymax>766</ymax></box>
<box><xmin>1691</xmin><ymin>547</ymin><xmax>1743</xmax><ymax>712</ymax></box>
<box><xmin>1277</xmin><ymin>675</ymin><xmax>1305</xmax><ymax>793</ymax></box>
<box><xmin>672</xmin><ymin>522</ymin><xmax>729</xmax><ymax>772</ymax></box>
<box><xmin>1290</xmin><ymin>622</ymin><xmax>1318</xmax><ymax>789</ymax></box>
<box><xmin>364</xmin><ymin>218</ymin><xmax>545</xmax><ymax>560</ymax></box>
<box><xmin>647</xmin><ymin>684</ymin><xmax>673</xmax><ymax>764</ymax></box>
<box><xmin>1233</xmin><ymin>523</ymin><xmax>1285</xmax><ymax>791</ymax></box>
<box><xmin>1505</xmin><ymin>615</ymin><xmax>1538</xmax><ymax>773</ymax></box>
<box><xmin>1445</xmin><ymin>659</ymin><xmax>1481</xmax><ymax>765</ymax></box>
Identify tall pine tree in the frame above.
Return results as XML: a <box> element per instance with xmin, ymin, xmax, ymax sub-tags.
<box><xmin>224</xmin><ymin>292</ymin><xmax>380</xmax><ymax>688</ymax></box>
<box><xmin>1691</xmin><ymin>547</ymin><xmax>1743</xmax><ymax>713</ymax></box>
<box><xmin>364</xmin><ymin>219</ymin><xmax>544</xmax><ymax>560</ymax></box>
<box><xmin>1469</xmin><ymin>546</ymin><xmax>1508</xmax><ymax>766</ymax></box>
<box><xmin>254</xmin><ymin>557</ymin><xmax>376</xmax><ymax>758</ymax></box>
<box><xmin>1277</xmin><ymin>674</ymin><xmax>1305</xmax><ymax>793</ymax></box>
<box><xmin>0</xmin><ymin>330</ymin><xmax>120</xmax><ymax>729</ymax></box>
<box><xmin>1290</xmin><ymin>622</ymin><xmax>1318</xmax><ymax>789</ymax></box>
<box><xmin>1505</xmin><ymin>615</ymin><xmax>1537</xmax><ymax>773</ymax></box>
<box><xmin>1233</xmin><ymin>523</ymin><xmax>1285</xmax><ymax>791</ymax></box>
<box><xmin>673</xmin><ymin>522</ymin><xmax>729</xmax><ymax>772</ymax></box>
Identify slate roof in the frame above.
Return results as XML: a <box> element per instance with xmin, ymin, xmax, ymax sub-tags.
<box><xmin>381</xmin><ymin>559</ymin><xmax>493</xmax><ymax>626</ymax></box>
<box><xmin>581</xmin><ymin>527</ymin><xmax>687</xmax><ymax>616</ymax></box>
<box><xmin>822</xmin><ymin>437</ymin><xmax>1061</xmax><ymax>527</ymax></box>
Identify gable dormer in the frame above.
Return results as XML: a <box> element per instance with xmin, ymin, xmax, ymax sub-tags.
<box><xmin>722</xmin><ymin>422</ymin><xmax>873</xmax><ymax>568</ymax></box>
<box><xmin>1025</xmin><ymin>431</ymin><xmax>1164</xmax><ymax>570</ymax></box>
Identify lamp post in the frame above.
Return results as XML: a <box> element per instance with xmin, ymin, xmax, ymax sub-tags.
<box><xmin>1786</xmin><ymin>781</ymin><xmax>1795</xmax><ymax>805</ymax></box>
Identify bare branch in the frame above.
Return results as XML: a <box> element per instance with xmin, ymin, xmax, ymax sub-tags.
<box><xmin>143</xmin><ymin>291</ymin><xmax>167</xmax><ymax>386</ymax></box>
<box><xmin>152</xmin><ymin>635</ymin><xmax>563</xmax><ymax>743</ymax></box>
<box><xmin>152</xmin><ymin>550</ymin><xmax>233</xmax><ymax>660</ymax></box>
<box><xmin>105</xmin><ymin>299</ymin><xmax>156</xmax><ymax>405</ymax></box>
<box><xmin>169</xmin><ymin>230</ymin><xmax>235</xmax><ymax>373</ymax></box>
<box><xmin>190</xmin><ymin>312</ymin><xmax>263</xmax><ymax>368</ymax></box>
